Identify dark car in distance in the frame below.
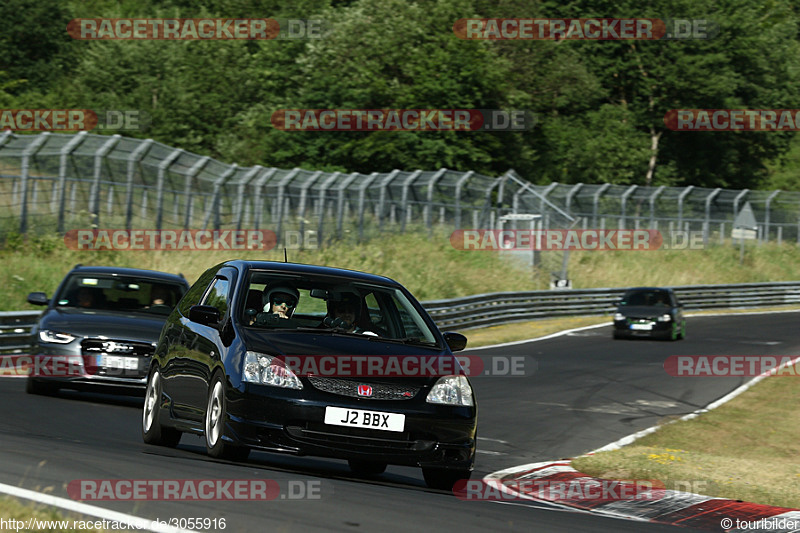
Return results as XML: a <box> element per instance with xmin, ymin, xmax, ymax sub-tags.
<box><xmin>26</xmin><ymin>265</ymin><xmax>190</xmax><ymax>395</ymax></box>
<box><xmin>142</xmin><ymin>260</ymin><xmax>476</xmax><ymax>490</ymax></box>
<box><xmin>613</xmin><ymin>287</ymin><xmax>686</xmax><ymax>341</ymax></box>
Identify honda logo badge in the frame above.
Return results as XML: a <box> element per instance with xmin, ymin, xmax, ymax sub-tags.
<box><xmin>357</xmin><ymin>384</ymin><xmax>373</xmax><ymax>397</ymax></box>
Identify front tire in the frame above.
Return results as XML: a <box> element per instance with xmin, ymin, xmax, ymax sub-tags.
<box><xmin>422</xmin><ymin>468</ymin><xmax>471</xmax><ymax>491</ymax></box>
<box><xmin>142</xmin><ymin>368</ymin><xmax>182</xmax><ymax>447</ymax></box>
<box><xmin>205</xmin><ymin>373</ymin><xmax>250</xmax><ymax>461</ymax></box>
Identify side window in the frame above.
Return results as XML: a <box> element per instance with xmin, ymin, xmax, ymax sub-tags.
<box><xmin>364</xmin><ymin>292</ymin><xmax>384</xmax><ymax>327</ymax></box>
<box><xmin>203</xmin><ymin>278</ymin><xmax>230</xmax><ymax>317</ymax></box>
<box><xmin>178</xmin><ymin>267</ymin><xmax>218</xmax><ymax>316</ymax></box>
<box><xmin>393</xmin><ymin>295</ymin><xmax>424</xmax><ymax>339</ymax></box>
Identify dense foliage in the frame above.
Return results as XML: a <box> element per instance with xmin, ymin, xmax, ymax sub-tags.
<box><xmin>3</xmin><ymin>0</ymin><xmax>800</xmax><ymax>189</ymax></box>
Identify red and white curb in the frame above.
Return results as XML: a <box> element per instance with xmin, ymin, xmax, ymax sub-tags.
<box><xmin>484</xmin><ymin>460</ymin><xmax>799</xmax><ymax>531</ymax></box>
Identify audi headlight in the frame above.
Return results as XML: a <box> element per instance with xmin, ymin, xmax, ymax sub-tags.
<box><xmin>657</xmin><ymin>314</ymin><xmax>672</xmax><ymax>322</ymax></box>
<box><xmin>38</xmin><ymin>330</ymin><xmax>76</xmax><ymax>344</ymax></box>
<box><xmin>614</xmin><ymin>313</ymin><xmax>625</xmax><ymax>321</ymax></box>
<box><xmin>243</xmin><ymin>351</ymin><xmax>302</xmax><ymax>389</ymax></box>
<box><xmin>426</xmin><ymin>375</ymin><xmax>473</xmax><ymax>406</ymax></box>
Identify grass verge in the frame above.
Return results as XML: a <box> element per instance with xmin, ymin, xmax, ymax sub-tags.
<box><xmin>572</xmin><ymin>362</ymin><xmax>800</xmax><ymax>509</ymax></box>
<box><xmin>0</xmin><ymin>495</ymin><xmax>102</xmax><ymax>532</ymax></box>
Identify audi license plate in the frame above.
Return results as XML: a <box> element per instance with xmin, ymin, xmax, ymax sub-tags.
<box><xmin>324</xmin><ymin>407</ymin><xmax>405</xmax><ymax>432</ymax></box>
<box><xmin>98</xmin><ymin>355</ymin><xmax>139</xmax><ymax>370</ymax></box>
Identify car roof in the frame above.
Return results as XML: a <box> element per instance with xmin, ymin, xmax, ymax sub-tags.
<box><xmin>625</xmin><ymin>287</ymin><xmax>673</xmax><ymax>292</ymax></box>
<box><xmin>70</xmin><ymin>265</ymin><xmax>187</xmax><ymax>284</ymax></box>
<box><xmin>223</xmin><ymin>260</ymin><xmax>400</xmax><ymax>286</ymax></box>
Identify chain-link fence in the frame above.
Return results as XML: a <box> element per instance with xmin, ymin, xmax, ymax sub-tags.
<box><xmin>1</xmin><ymin>131</ymin><xmax>798</xmax><ymax>246</ymax></box>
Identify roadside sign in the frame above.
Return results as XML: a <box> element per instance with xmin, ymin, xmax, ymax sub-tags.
<box><xmin>731</xmin><ymin>202</ymin><xmax>758</xmax><ymax>240</ymax></box>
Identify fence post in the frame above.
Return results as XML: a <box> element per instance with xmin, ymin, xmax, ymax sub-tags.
<box><xmin>648</xmin><ymin>185</ymin><xmax>665</xmax><ymax>228</ymax></box>
<box><xmin>453</xmin><ymin>171</ymin><xmax>474</xmax><ymax>231</ymax></box>
<box><xmin>335</xmin><ymin>172</ymin><xmax>361</xmax><ymax>239</ymax></box>
<box><xmin>234</xmin><ymin>166</ymin><xmax>263</xmax><ymax>230</ymax></box>
<box><xmin>57</xmin><ymin>132</ymin><xmax>88</xmax><ymax>233</ymax></box>
<box><xmin>89</xmin><ymin>134</ymin><xmax>121</xmax><ymax>228</ymax></box>
<box><xmin>274</xmin><ymin>168</ymin><xmax>302</xmax><ymax>244</ymax></box>
<box><xmin>315</xmin><ymin>171</ymin><xmax>340</xmax><ymax>243</ymax></box>
<box><xmin>592</xmin><ymin>183</ymin><xmax>610</xmax><ymax>226</ymax></box>
<box><xmin>202</xmin><ymin>164</ymin><xmax>237</xmax><ymax>230</ymax></box>
<box><xmin>377</xmin><ymin>169</ymin><xmax>401</xmax><ymax>232</ymax></box>
<box><xmin>620</xmin><ymin>184</ymin><xmax>637</xmax><ymax>228</ymax></box>
<box><xmin>181</xmin><ymin>156</ymin><xmax>211</xmax><ymax>229</ymax></box>
<box><xmin>357</xmin><ymin>172</ymin><xmax>380</xmax><ymax>242</ymax></box>
<box><xmin>251</xmin><ymin>167</ymin><xmax>277</xmax><ymax>230</ymax></box>
<box><xmin>19</xmin><ymin>133</ymin><xmax>50</xmax><ymax>234</ymax></box>
<box><xmin>424</xmin><ymin>168</ymin><xmax>447</xmax><ymax>235</ymax></box>
<box><xmin>765</xmin><ymin>190</ymin><xmax>780</xmax><ymax>244</ymax></box>
<box><xmin>677</xmin><ymin>185</ymin><xmax>694</xmax><ymax>229</ymax></box>
<box><xmin>155</xmin><ymin>148</ymin><xmax>183</xmax><ymax>231</ymax></box>
<box><xmin>400</xmin><ymin>170</ymin><xmax>422</xmax><ymax>233</ymax></box>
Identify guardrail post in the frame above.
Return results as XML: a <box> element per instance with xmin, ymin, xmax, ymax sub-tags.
<box><xmin>19</xmin><ymin>133</ymin><xmax>50</xmax><ymax>234</ymax></box>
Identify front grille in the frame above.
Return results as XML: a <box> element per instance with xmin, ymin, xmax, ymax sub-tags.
<box><xmin>307</xmin><ymin>376</ymin><xmax>420</xmax><ymax>400</ymax></box>
<box><xmin>81</xmin><ymin>338</ymin><xmax>155</xmax><ymax>357</ymax></box>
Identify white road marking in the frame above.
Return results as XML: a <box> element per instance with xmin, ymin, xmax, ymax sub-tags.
<box><xmin>0</xmin><ymin>481</ymin><xmax>195</xmax><ymax>533</ymax></box>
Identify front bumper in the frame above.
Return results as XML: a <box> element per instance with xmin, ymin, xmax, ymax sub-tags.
<box><xmin>224</xmin><ymin>382</ymin><xmax>477</xmax><ymax>469</ymax></box>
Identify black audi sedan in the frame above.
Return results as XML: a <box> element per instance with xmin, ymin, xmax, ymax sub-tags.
<box><xmin>612</xmin><ymin>287</ymin><xmax>686</xmax><ymax>341</ymax></box>
<box><xmin>26</xmin><ymin>265</ymin><xmax>190</xmax><ymax>395</ymax></box>
<box><xmin>142</xmin><ymin>260</ymin><xmax>476</xmax><ymax>490</ymax></box>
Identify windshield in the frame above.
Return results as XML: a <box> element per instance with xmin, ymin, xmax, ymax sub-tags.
<box><xmin>620</xmin><ymin>290</ymin><xmax>671</xmax><ymax>307</ymax></box>
<box><xmin>241</xmin><ymin>271</ymin><xmax>438</xmax><ymax>345</ymax></box>
<box><xmin>54</xmin><ymin>274</ymin><xmax>186</xmax><ymax>316</ymax></box>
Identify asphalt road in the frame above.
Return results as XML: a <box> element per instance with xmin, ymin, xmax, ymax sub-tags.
<box><xmin>2</xmin><ymin>312</ymin><xmax>798</xmax><ymax>532</ymax></box>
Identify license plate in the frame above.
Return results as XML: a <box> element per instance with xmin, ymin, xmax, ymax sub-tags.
<box><xmin>630</xmin><ymin>323</ymin><xmax>653</xmax><ymax>331</ymax></box>
<box><xmin>324</xmin><ymin>407</ymin><xmax>405</xmax><ymax>432</ymax></box>
<box><xmin>98</xmin><ymin>355</ymin><xmax>139</xmax><ymax>370</ymax></box>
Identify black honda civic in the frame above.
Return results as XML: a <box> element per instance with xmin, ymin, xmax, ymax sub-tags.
<box><xmin>142</xmin><ymin>260</ymin><xmax>476</xmax><ymax>489</ymax></box>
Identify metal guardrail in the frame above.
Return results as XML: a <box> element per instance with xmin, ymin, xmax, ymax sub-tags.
<box><xmin>424</xmin><ymin>281</ymin><xmax>800</xmax><ymax>330</ymax></box>
<box><xmin>3</xmin><ymin>281</ymin><xmax>800</xmax><ymax>354</ymax></box>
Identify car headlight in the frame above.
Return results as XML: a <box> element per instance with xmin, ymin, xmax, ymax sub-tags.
<box><xmin>614</xmin><ymin>313</ymin><xmax>625</xmax><ymax>321</ymax></box>
<box><xmin>38</xmin><ymin>329</ymin><xmax>76</xmax><ymax>344</ymax></box>
<box><xmin>657</xmin><ymin>314</ymin><xmax>672</xmax><ymax>322</ymax></box>
<box><xmin>426</xmin><ymin>375</ymin><xmax>473</xmax><ymax>406</ymax></box>
<box><xmin>243</xmin><ymin>351</ymin><xmax>303</xmax><ymax>389</ymax></box>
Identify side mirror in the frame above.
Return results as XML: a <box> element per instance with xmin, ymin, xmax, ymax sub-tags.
<box><xmin>442</xmin><ymin>331</ymin><xmax>468</xmax><ymax>352</ymax></box>
<box><xmin>27</xmin><ymin>292</ymin><xmax>49</xmax><ymax>306</ymax></box>
<box><xmin>189</xmin><ymin>305</ymin><xmax>221</xmax><ymax>327</ymax></box>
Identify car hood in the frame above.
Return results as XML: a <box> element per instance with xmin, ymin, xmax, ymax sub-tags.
<box><xmin>617</xmin><ymin>306</ymin><xmax>672</xmax><ymax>318</ymax></box>
<box><xmin>38</xmin><ymin>307</ymin><xmax>167</xmax><ymax>342</ymax></box>
<box><xmin>239</xmin><ymin>328</ymin><xmax>455</xmax><ymax>385</ymax></box>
